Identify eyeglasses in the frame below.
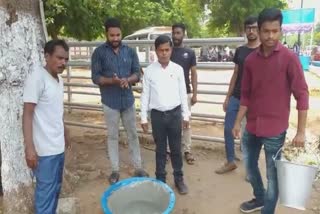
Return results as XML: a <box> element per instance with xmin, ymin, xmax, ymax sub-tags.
<box><xmin>245</xmin><ymin>26</ymin><xmax>258</xmax><ymax>31</ymax></box>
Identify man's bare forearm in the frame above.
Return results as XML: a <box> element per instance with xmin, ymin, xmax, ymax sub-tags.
<box><xmin>191</xmin><ymin>67</ymin><xmax>198</xmax><ymax>96</ymax></box>
<box><xmin>127</xmin><ymin>73</ymin><xmax>139</xmax><ymax>84</ymax></box>
<box><xmin>23</xmin><ymin>108</ymin><xmax>35</xmax><ymax>148</ymax></box>
<box><xmin>235</xmin><ymin>105</ymin><xmax>248</xmax><ymax>124</ymax></box>
<box><xmin>64</xmin><ymin>123</ymin><xmax>69</xmax><ymax>140</ymax></box>
<box><xmin>297</xmin><ymin>110</ymin><xmax>307</xmax><ymax>134</ymax></box>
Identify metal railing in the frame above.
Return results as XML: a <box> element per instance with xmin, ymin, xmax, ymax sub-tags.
<box><xmin>68</xmin><ymin>37</ymin><xmax>245</xmax><ymax>47</ymax></box>
<box><xmin>64</xmin><ymin>38</ymin><xmax>245</xmax><ymax>144</ymax></box>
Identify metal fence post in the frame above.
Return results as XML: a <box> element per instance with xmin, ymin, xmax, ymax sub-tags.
<box><xmin>67</xmin><ymin>51</ymin><xmax>72</xmax><ymax>113</ymax></box>
<box><xmin>145</xmin><ymin>46</ymin><xmax>150</xmax><ymax>63</ymax></box>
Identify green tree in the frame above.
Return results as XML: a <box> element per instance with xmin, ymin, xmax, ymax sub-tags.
<box><xmin>314</xmin><ymin>33</ymin><xmax>320</xmax><ymax>45</ymax></box>
<box><xmin>173</xmin><ymin>0</ymin><xmax>204</xmax><ymax>37</ymax></box>
<box><xmin>108</xmin><ymin>0</ymin><xmax>183</xmax><ymax>37</ymax></box>
<box><xmin>208</xmin><ymin>0</ymin><xmax>287</xmax><ymax>36</ymax></box>
<box><xmin>44</xmin><ymin>0</ymin><xmax>206</xmax><ymax>40</ymax></box>
<box><xmin>45</xmin><ymin>0</ymin><xmax>108</xmax><ymax>40</ymax></box>
<box><xmin>314</xmin><ymin>23</ymin><xmax>320</xmax><ymax>45</ymax></box>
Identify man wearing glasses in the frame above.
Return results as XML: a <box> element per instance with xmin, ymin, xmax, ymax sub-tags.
<box><xmin>215</xmin><ymin>16</ymin><xmax>260</xmax><ymax>174</ymax></box>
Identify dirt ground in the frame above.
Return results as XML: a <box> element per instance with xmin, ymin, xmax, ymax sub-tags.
<box><xmin>63</xmin><ymin>110</ymin><xmax>320</xmax><ymax>214</ymax></box>
<box><xmin>0</xmin><ymin>69</ymin><xmax>318</xmax><ymax>213</ymax></box>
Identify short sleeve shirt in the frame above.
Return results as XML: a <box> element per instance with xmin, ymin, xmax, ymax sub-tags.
<box><xmin>232</xmin><ymin>46</ymin><xmax>257</xmax><ymax>99</ymax></box>
<box><xmin>171</xmin><ymin>47</ymin><xmax>196</xmax><ymax>93</ymax></box>
<box><xmin>23</xmin><ymin>66</ymin><xmax>65</xmax><ymax>156</ymax></box>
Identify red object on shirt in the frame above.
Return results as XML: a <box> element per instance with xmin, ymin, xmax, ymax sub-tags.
<box><xmin>241</xmin><ymin>42</ymin><xmax>309</xmax><ymax>137</ymax></box>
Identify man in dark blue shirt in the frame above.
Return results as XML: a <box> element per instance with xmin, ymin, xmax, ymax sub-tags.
<box><xmin>91</xmin><ymin>18</ymin><xmax>148</xmax><ymax>184</ymax></box>
<box><xmin>171</xmin><ymin>23</ymin><xmax>197</xmax><ymax>165</ymax></box>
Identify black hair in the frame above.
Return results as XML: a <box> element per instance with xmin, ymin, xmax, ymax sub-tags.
<box><xmin>172</xmin><ymin>23</ymin><xmax>186</xmax><ymax>34</ymax></box>
<box><xmin>258</xmin><ymin>8</ymin><xmax>283</xmax><ymax>29</ymax></box>
<box><xmin>44</xmin><ymin>39</ymin><xmax>69</xmax><ymax>55</ymax></box>
<box><xmin>104</xmin><ymin>18</ymin><xmax>121</xmax><ymax>31</ymax></box>
<box><xmin>155</xmin><ymin>35</ymin><xmax>172</xmax><ymax>49</ymax></box>
<box><xmin>244</xmin><ymin>15</ymin><xmax>258</xmax><ymax>27</ymax></box>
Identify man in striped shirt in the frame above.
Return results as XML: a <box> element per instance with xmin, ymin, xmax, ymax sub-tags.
<box><xmin>91</xmin><ymin>18</ymin><xmax>148</xmax><ymax>184</ymax></box>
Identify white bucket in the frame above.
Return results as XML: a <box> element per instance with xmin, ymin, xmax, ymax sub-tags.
<box><xmin>274</xmin><ymin>149</ymin><xmax>318</xmax><ymax>210</ymax></box>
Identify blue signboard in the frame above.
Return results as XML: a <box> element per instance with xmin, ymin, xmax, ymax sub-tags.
<box><xmin>282</xmin><ymin>8</ymin><xmax>315</xmax><ymax>24</ymax></box>
<box><xmin>282</xmin><ymin>8</ymin><xmax>315</xmax><ymax>34</ymax></box>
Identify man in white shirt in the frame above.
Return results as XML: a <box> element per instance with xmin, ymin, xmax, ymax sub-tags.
<box><xmin>140</xmin><ymin>35</ymin><xmax>190</xmax><ymax>194</ymax></box>
<box><xmin>23</xmin><ymin>40</ymin><xmax>70</xmax><ymax>214</ymax></box>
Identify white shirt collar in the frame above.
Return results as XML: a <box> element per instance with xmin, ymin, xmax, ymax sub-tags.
<box><xmin>155</xmin><ymin>60</ymin><xmax>172</xmax><ymax>69</ymax></box>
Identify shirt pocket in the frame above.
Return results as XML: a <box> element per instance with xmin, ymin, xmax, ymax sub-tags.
<box><xmin>102</xmin><ymin>55</ymin><xmax>116</xmax><ymax>77</ymax></box>
<box><xmin>167</xmin><ymin>72</ymin><xmax>179</xmax><ymax>86</ymax></box>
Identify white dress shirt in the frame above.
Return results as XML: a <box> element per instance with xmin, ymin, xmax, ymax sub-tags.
<box><xmin>140</xmin><ymin>61</ymin><xmax>190</xmax><ymax>123</ymax></box>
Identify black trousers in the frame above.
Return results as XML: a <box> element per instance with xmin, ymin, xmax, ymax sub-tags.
<box><xmin>151</xmin><ymin>105</ymin><xmax>183</xmax><ymax>183</ymax></box>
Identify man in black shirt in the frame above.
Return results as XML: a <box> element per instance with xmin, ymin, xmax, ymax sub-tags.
<box><xmin>171</xmin><ymin>23</ymin><xmax>198</xmax><ymax>165</ymax></box>
<box><xmin>215</xmin><ymin>16</ymin><xmax>260</xmax><ymax>174</ymax></box>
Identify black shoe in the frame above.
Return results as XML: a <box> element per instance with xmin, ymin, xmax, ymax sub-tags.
<box><xmin>108</xmin><ymin>171</ymin><xmax>120</xmax><ymax>185</ymax></box>
<box><xmin>175</xmin><ymin>180</ymin><xmax>188</xmax><ymax>195</ymax></box>
<box><xmin>240</xmin><ymin>198</ymin><xmax>264</xmax><ymax>213</ymax></box>
<box><xmin>133</xmin><ymin>169</ymin><xmax>149</xmax><ymax>177</ymax></box>
<box><xmin>156</xmin><ymin>177</ymin><xmax>166</xmax><ymax>183</ymax></box>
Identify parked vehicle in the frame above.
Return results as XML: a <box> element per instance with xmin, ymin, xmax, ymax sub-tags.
<box><xmin>124</xmin><ymin>26</ymin><xmax>173</xmax><ymax>62</ymax></box>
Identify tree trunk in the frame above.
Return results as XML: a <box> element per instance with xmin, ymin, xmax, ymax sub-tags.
<box><xmin>50</xmin><ymin>31</ymin><xmax>59</xmax><ymax>40</ymax></box>
<box><xmin>0</xmin><ymin>0</ymin><xmax>45</xmax><ymax>213</ymax></box>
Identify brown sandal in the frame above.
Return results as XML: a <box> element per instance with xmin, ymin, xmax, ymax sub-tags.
<box><xmin>184</xmin><ymin>152</ymin><xmax>195</xmax><ymax>165</ymax></box>
<box><xmin>108</xmin><ymin>171</ymin><xmax>120</xmax><ymax>185</ymax></box>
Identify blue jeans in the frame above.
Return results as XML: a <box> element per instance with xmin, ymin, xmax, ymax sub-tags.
<box><xmin>242</xmin><ymin>130</ymin><xmax>286</xmax><ymax>214</ymax></box>
<box><xmin>241</xmin><ymin>117</ymin><xmax>249</xmax><ymax>176</ymax></box>
<box><xmin>224</xmin><ymin>96</ymin><xmax>240</xmax><ymax>162</ymax></box>
<box><xmin>34</xmin><ymin>153</ymin><xmax>64</xmax><ymax>214</ymax></box>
